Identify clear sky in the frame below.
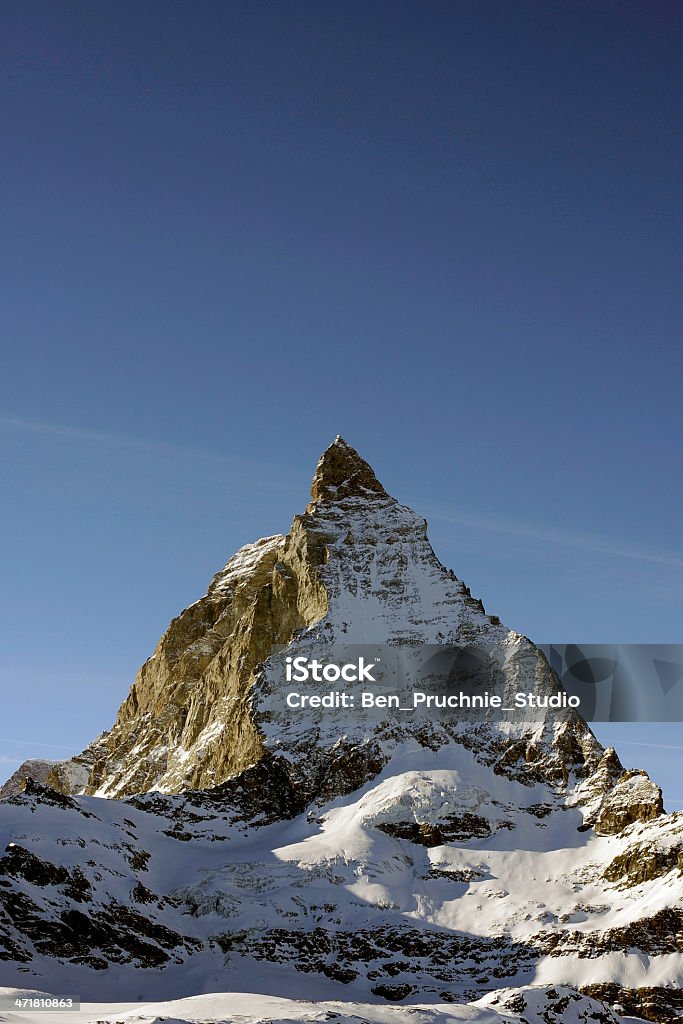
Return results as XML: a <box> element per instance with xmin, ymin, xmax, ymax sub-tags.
<box><xmin>1</xmin><ymin>2</ymin><xmax>682</xmax><ymax>801</ymax></box>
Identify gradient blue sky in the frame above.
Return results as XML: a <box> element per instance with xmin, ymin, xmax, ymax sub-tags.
<box><xmin>1</xmin><ymin>2</ymin><xmax>682</xmax><ymax>800</ymax></box>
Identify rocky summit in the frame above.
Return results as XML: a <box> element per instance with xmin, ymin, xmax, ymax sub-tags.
<box><xmin>1</xmin><ymin>438</ymin><xmax>681</xmax><ymax>1022</ymax></box>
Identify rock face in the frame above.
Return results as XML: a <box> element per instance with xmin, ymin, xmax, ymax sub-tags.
<box><xmin>309</xmin><ymin>437</ymin><xmax>388</xmax><ymax>502</ymax></box>
<box><xmin>0</xmin><ymin>759</ymin><xmax>56</xmax><ymax>799</ymax></box>
<box><xmin>594</xmin><ymin>769</ymin><xmax>664</xmax><ymax>836</ymax></box>
<box><xmin>83</xmin><ymin>529</ymin><xmax>322</xmax><ymax>796</ymax></box>
<box><xmin>0</xmin><ymin>438</ymin><xmax>679</xmax><ymax>1022</ymax></box>
<box><xmin>0</xmin><ymin>747</ymin><xmax>101</xmax><ymax>800</ymax></box>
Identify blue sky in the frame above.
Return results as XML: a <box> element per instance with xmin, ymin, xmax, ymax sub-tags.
<box><xmin>1</xmin><ymin>2</ymin><xmax>682</xmax><ymax>800</ymax></box>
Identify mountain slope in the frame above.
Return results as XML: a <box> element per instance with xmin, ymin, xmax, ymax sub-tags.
<box><xmin>0</xmin><ymin>986</ymin><xmax>629</xmax><ymax>1024</ymax></box>
<box><xmin>0</xmin><ymin>438</ymin><xmax>680</xmax><ymax>1022</ymax></box>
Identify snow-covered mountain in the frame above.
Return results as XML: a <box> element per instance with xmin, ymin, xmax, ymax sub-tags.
<box><xmin>1</xmin><ymin>438</ymin><xmax>681</xmax><ymax>1023</ymax></box>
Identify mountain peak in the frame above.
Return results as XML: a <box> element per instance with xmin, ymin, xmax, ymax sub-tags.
<box><xmin>310</xmin><ymin>436</ymin><xmax>388</xmax><ymax>502</ymax></box>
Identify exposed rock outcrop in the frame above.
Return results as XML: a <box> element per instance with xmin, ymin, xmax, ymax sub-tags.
<box><xmin>594</xmin><ymin>768</ymin><xmax>664</xmax><ymax>835</ymax></box>
<box><xmin>0</xmin><ymin>758</ymin><xmax>56</xmax><ymax>799</ymax></box>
